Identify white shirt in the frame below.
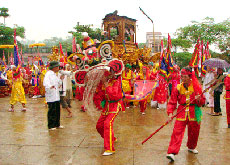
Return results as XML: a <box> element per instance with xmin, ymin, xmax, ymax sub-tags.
<box><xmin>58</xmin><ymin>70</ymin><xmax>73</xmax><ymax>96</ymax></box>
<box><xmin>43</xmin><ymin>70</ymin><xmax>62</xmax><ymax>102</ymax></box>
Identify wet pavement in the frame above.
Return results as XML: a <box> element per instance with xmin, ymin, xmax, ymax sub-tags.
<box><xmin>0</xmin><ymin>96</ymin><xmax>230</xmax><ymax>165</ymax></box>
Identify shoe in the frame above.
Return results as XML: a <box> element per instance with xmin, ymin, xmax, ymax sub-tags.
<box><xmin>126</xmin><ymin>106</ymin><xmax>130</xmax><ymax>109</ymax></box>
<box><xmin>142</xmin><ymin>112</ymin><xmax>146</xmax><ymax>115</ymax></box>
<box><xmin>166</xmin><ymin>154</ymin><xmax>175</xmax><ymax>162</ymax></box>
<box><xmin>8</xmin><ymin>108</ymin><xmax>14</xmax><ymax>112</ymax></box>
<box><xmin>188</xmin><ymin>149</ymin><xmax>198</xmax><ymax>154</ymax></box>
<box><xmin>57</xmin><ymin>125</ymin><xmax>64</xmax><ymax>129</ymax></box>
<box><xmin>228</xmin><ymin>124</ymin><xmax>230</xmax><ymax>128</ymax></box>
<box><xmin>21</xmin><ymin>108</ymin><xmax>26</xmax><ymax>112</ymax></box>
<box><xmin>102</xmin><ymin>151</ymin><xmax>113</xmax><ymax>156</ymax></box>
<box><xmin>32</xmin><ymin>95</ymin><xmax>37</xmax><ymax>99</ymax></box>
<box><xmin>49</xmin><ymin>128</ymin><xmax>57</xmax><ymax>130</ymax></box>
<box><xmin>211</xmin><ymin>113</ymin><xmax>220</xmax><ymax>116</ymax></box>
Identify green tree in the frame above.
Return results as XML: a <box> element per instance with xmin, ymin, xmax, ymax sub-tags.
<box><xmin>176</xmin><ymin>17</ymin><xmax>230</xmax><ymax>55</ymax></box>
<box><xmin>69</xmin><ymin>24</ymin><xmax>102</xmax><ymax>47</ymax></box>
<box><xmin>163</xmin><ymin>38</ymin><xmax>192</xmax><ymax>52</ymax></box>
<box><xmin>0</xmin><ymin>24</ymin><xmax>25</xmax><ymax>60</ymax></box>
<box><xmin>0</xmin><ymin>7</ymin><xmax>10</xmax><ymax>25</ymax></box>
<box><xmin>138</xmin><ymin>43</ymin><xmax>146</xmax><ymax>49</ymax></box>
<box><xmin>172</xmin><ymin>52</ymin><xmax>193</xmax><ymax>68</ymax></box>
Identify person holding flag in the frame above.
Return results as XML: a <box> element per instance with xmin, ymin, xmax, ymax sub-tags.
<box><xmin>166</xmin><ymin>66</ymin><xmax>205</xmax><ymax>162</ymax></box>
<box><xmin>8</xmin><ymin>28</ymin><xmax>27</xmax><ymax>112</ymax></box>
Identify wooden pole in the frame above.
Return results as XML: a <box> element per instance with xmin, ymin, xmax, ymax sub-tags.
<box><xmin>153</xmin><ymin>23</ymin><xmax>155</xmax><ymax>53</ymax></box>
<box><xmin>8</xmin><ymin>48</ymin><xmax>10</xmax><ymax>65</ymax></box>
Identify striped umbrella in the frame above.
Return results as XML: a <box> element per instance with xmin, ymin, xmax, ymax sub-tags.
<box><xmin>202</xmin><ymin>58</ymin><xmax>230</xmax><ymax>69</ymax></box>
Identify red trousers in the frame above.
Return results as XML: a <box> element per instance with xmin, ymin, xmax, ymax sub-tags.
<box><xmin>139</xmin><ymin>99</ymin><xmax>147</xmax><ymax>113</ymax></box>
<box><xmin>167</xmin><ymin>118</ymin><xmax>200</xmax><ymax>155</ymax></box>
<box><xmin>96</xmin><ymin>113</ymin><xmax>118</xmax><ymax>152</ymax></box>
<box><xmin>33</xmin><ymin>86</ymin><xmax>40</xmax><ymax>95</ymax></box>
<box><xmin>226</xmin><ymin>95</ymin><xmax>230</xmax><ymax>125</ymax></box>
<box><xmin>124</xmin><ymin>92</ymin><xmax>131</xmax><ymax>108</ymax></box>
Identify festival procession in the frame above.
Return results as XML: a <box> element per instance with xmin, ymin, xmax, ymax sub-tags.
<box><xmin>0</xmin><ymin>2</ymin><xmax>230</xmax><ymax>164</ymax></box>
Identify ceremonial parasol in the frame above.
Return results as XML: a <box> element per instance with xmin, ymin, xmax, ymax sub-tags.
<box><xmin>29</xmin><ymin>43</ymin><xmax>46</xmax><ymax>65</ymax></box>
<box><xmin>0</xmin><ymin>45</ymin><xmax>14</xmax><ymax>65</ymax></box>
<box><xmin>202</xmin><ymin>58</ymin><xmax>230</xmax><ymax>69</ymax></box>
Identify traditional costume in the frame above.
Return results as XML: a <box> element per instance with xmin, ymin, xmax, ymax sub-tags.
<box><xmin>166</xmin><ymin>67</ymin><xmax>205</xmax><ymax>162</ymax></box>
<box><xmin>91</xmin><ymin>59</ymin><xmax>125</xmax><ymax>156</ymax></box>
<box><xmin>122</xmin><ymin>64</ymin><xmax>134</xmax><ymax>108</ymax></box>
<box><xmin>9</xmin><ymin>66</ymin><xmax>27</xmax><ymax>111</ymax></box>
<box><xmin>136</xmin><ymin>66</ymin><xmax>154</xmax><ymax>114</ymax></box>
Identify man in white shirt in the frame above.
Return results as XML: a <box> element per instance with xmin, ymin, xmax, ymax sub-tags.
<box><xmin>43</xmin><ymin>61</ymin><xmax>64</xmax><ymax>130</ymax></box>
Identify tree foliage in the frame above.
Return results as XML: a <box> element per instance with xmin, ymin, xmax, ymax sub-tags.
<box><xmin>0</xmin><ymin>24</ymin><xmax>25</xmax><ymax>59</ymax></box>
<box><xmin>69</xmin><ymin>24</ymin><xmax>102</xmax><ymax>47</ymax></box>
<box><xmin>163</xmin><ymin>38</ymin><xmax>192</xmax><ymax>52</ymax></box>
<box><xmin>0</xmin><ymin>7</ymin><xmax>10</xmax><ymax>24</ymax></box>
<box><xmin>172</xmin><ymin>52</ymin><xmax>192</xmax><ymax>68</ymax></box>
<box><xmin>176</xmin><ymin>17</ymin><xmax>230</xmax><ymax>55</ymax></box>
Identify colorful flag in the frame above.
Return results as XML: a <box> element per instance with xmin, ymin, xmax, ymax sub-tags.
<box><xmin>159</xmin><ymin>35</ymin><xmax>174</xmax><ymax>83</ymax></box>
<box><xmin>13</xmin><ymin>28</ymin><xmax>21</xmax><ymax>67</ymax></box>
<box><xmin>125</xmin><ymin>80</ymin><xmax>158</xmax><ymax>101</ymax></box>
<box><xmin>3</xmin><ymin>51</ymin><xmax>7</xmax><ymax>67</ymax></box>
<box><xmin>59</xmin><ymin>42</ymin><xmax>64</xmax><ymax>56</ymax></box>
<box><xmin>139</xmin><ymin>7</ymin><xmax>153</xmax><ymax>23</ymax></box>
<box><xmin>72</xmin><ymin>37</ymin><xmax>76</xmax><ymax>53</ymax></box>
<box><xmin>10</xmin><ymin>52</ymin><xmax>14</xmax><ymax>65</ymax></box>
<box><xmin>189</xmin><ymin>39</ymin><xmax>200</xmax><ymax>67</ymax></box>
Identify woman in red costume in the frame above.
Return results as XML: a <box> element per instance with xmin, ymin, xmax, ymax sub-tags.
<box><xmin>136</xmin><ymin>66</ymin><xmax>153</xmax><ymax>115</ymax></box>
<box><xmin>166</xmin><ymin>66</ymin><xmax>205</xmax><ymax>162</ymax></box>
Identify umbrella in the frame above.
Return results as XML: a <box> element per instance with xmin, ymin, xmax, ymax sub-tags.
<box><xmin>202</xmin><ymin>58</ymin><xmax>230</xmax><ymax>69</ymax></box>
<box><xmin>0</xmin><ymin>45</ymin><xmax>14</xmax><ymax>65</ymax></box>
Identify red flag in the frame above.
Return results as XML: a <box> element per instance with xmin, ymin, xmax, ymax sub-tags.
<box><xmin>72</xmin><ymin>37</ymin><xmax>76</xmax><ymax>53</ymax></box>
<box><xmin>10</xmin><ymin>52</ymin><xmax>14</xmax><ymax>65</ymax></box>
<box><xmin>59</xmin><ymin>42</ymin><xmax>64</xmax><ymax>56</ymax></box>
<box><xmin>189</xmin><ymin>39</ymin><xmax>200</xmax><ymax>67</ymax></box>
<box><xmin>3</xmin><ymin>50</ymin><xmax>7</xmax><ymax>67</ymax></box>
<box><xmin>21</xmin><ymin>47</ymin><xmax>24</xmax><ymax>66</ymax></box>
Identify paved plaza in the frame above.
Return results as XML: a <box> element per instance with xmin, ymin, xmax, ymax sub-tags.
<box><xmin>0</xmin><ymin>96</ymin><xmax>230</xmax><ymax>165</ymax></box>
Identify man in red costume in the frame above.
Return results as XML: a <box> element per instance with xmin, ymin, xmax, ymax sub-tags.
<box><xmin>224</xmin><ymin>73</ymin><xmax>230</xmax><ymax>128</ymax></box>
<box><xmin>95</xmin><ymin>59</ymin><xmax>125</xmax><ymax>156</ymax></box>
<box><xmin>166</xmin><ymin>66</ymin><xmax>205</xmax><ymax>162</ymax></box>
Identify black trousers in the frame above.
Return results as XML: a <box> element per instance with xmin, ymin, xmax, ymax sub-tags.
<box><xmin>47</xmin><ymin>101</ymin><xmax>60</xmax><ymax>129</ymax></box>
<box><xmin>214</xmin><ymin>91</ymin><xmax>222</xmax><ymax>113</ymax></box>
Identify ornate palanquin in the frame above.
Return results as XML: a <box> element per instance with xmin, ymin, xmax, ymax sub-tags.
<box><xmin>102</xmin><ymin>11</ymin><xmax>159</xmax><ymax>64</ymax></box>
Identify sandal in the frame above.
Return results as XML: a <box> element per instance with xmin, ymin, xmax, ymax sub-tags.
<box><xmin>211</xmin><ymin>113</ymin><xmax>220</xmax><ymax>116</ymax></box>
<box><xmin>8</xmin><ymin>108</ymin><xmax>14</xmax><ymax>112</ymax></box>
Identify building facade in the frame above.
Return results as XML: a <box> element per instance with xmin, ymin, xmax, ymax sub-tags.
<box><xmin>146</xmin><ymin>32</ymin><xmax>164</xmax><ymax>53</ymax></box>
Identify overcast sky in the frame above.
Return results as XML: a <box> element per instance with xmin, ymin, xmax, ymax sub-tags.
<box><xmin>1</xmin><ymin>0</ymin><xmax>230</xmax><ymax>43</ymax></box>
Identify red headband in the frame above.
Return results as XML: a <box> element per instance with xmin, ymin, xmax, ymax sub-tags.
<box><xmin>181</xmin><ymin>69</ymin><xmax>192</xmax><ymax>76</ymax></box>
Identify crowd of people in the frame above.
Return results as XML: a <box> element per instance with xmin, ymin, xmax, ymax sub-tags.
<box><xmin>0</xmin><ymin>57</ymin><xmax>230</xmax><ymax>161</ymax></box>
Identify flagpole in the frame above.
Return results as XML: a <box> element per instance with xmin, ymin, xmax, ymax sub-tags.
<box><xmin>153</xmin><ymin>24</ymin><xmax>155</xmax><ymax>53</ymax></box>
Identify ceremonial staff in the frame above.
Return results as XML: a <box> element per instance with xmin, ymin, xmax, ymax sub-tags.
<box><xmin>142</xmin><ymin>82</ymin><xmax>215</xmax><ymax>145</ymax></box>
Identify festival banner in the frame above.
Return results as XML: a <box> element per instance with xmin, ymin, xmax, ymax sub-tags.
<box><xmin>125</xmin><ymin>80</ymin><xmax>158</xmax><ymax>101</ymax></box>
<box><xmin>13</xmin><ymin>28</ymin><xmax>21</xmax><ymax>67</ymax></box>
